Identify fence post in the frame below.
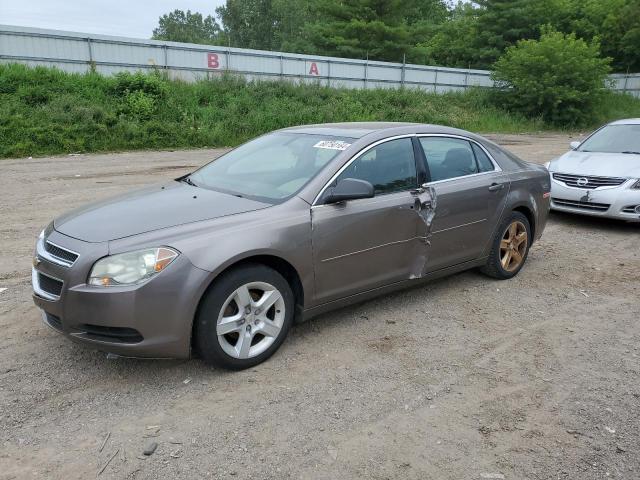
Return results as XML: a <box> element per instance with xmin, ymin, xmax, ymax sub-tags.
<box><xmin>327</xmin><ymin>59</ymin><xmax>331</xmax><ymax>88</ymax></box>
<box><xmin>364</xmin><ymin>52</ymin><xmax>368</xmax><ymax>90</ymax></box>
<box><xmin>279</xmin><ymin>54</ymin><xmax>283</xmax><ymax>79</ymax></box>
<box><xmin>163</xmin><ymin>44</ymin><xmax>168</xmax><ymax>70</ymax></box>
<box><xmin>623</xmin><ymin>68</ymin><xmax>630</xmax><ymax>94</ymax></box>
<box><xmin>433</xmin><ymin>68</ymin><xmax>438</xmax><ymax>93</ymax></box>
<box><xmin>465</xmin><ymin>64</ymin><xmax>470</xmax><ymax>90</ymax></box>
<box><xmin>86</xmin><ymin>37</ymin><xmax>93</xmax><ymax>72</ymax></box>
<box><xmin>401</xmin><ymin>53</ymin><xmax>406</xmax><ymax>88</ymax></box>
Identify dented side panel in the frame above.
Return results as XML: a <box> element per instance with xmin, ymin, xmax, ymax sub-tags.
<box><xmin>409</xmin><ymin>185</ymin><xmax>438</xmax><ymax>279</ymax></box>
<box><xmin>310</xmin><ymin>189</ymin><xmax>436</xmax><ymax>306</ymax></box>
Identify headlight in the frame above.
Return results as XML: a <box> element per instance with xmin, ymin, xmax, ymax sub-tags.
<box><xmin>632</xmin><ymin>179</ymin><xmax>640</xmax><ymax>189</ymax></box>
<box><xmin>543</xmin><ymin>161</ymin><xmax>550</xmax><ymax>170</ymax></box>
<box><xmin>88</xmin><ymin>247</ymin><xmax>178</xmax><ymax>287</ymax></box>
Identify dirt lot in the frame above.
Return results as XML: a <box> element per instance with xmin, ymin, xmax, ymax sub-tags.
<box><xmin>1</xmin><ymin>133</ymin><xmax>639</xmax><ymax>480</ymax></box>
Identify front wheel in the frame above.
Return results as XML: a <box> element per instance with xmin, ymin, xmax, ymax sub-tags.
<box><xmin>481</xmin><ymin>211</ymin><xmax>531</xmax><ymax>279</ymax></box>
<box><xmin>195</xmin><ymin>264</ymin><xmax>294</xmax><ymax>370</ymax></box>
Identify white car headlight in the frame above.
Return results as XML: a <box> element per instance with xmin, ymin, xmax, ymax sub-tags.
<box><xmin>632</xmin><ymin>179</ymin><xmax>640</xmax><ymax>189</ymax></box>
<box><xmin>543</xmin><ymin>161</ymin><xmax>551</xmax><ymax>170</ymax></box>
<box><xmin>88</xmin><ymin>247</ymin><xmax>178</xmax><ymax>287</ymax></box>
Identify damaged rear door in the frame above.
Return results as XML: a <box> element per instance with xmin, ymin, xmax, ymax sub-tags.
<box><xmin>310</xmin><ymin>136</ymin><xmax>437</xmax><ymax>305</ymax></box>
<box><xmin>417</xmin><ymin>136</ymin><xmax>510</xmax><ymax>272</ymax></box>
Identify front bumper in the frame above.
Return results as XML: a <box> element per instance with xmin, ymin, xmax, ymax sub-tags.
<box><xmin>32</xmin><ymin>229</ymin><xmax>211</xmax><ymax>358</ymax></box>
<box><xmin>549</xmin><ymin>177</ymin><xmax>640</xmax><ymax>222</ymax></box>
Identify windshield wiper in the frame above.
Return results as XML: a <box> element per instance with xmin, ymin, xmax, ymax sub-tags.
<box><xmin>621</xmin><ymin>151</ymin><xmax>640</xmax><ymax>155</ymax></box>
<box><xmin>180</xmin><ymin>175</ymin><xmax>198</xmax><ymax>187</ymax></box>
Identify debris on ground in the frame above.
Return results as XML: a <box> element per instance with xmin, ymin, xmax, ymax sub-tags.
<box><xmin>327</xmin><ymin>446</ymin><xmax>338</xmax><ymax>461</ymax></box>
<box><xmin>144</xmin><ymin>428</ymin><xmax>161</xmax><ymax>438</ymax></box>
<box><xmin>143</xmin><ymin>441</ymin><xmax>158</xmax><ymax>456</ymax></box>
<box><xmin>98</xmin><ymin>432</ymin><xmax>110</xmax><ymax>452</ymax></box>
<box><xmin>97</xmin><ymin>449</ymin><xmax>119</xmax><ymax>476</ymax></box>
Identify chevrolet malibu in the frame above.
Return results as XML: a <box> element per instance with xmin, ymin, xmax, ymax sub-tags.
<box><xmin>546</xmin><ymin>118</ymin><xmax>640</xmax><ymax>221</ymax></box>
<box><xmin>32</xmin><ymin>123</ymin><xmax>550</xmax><ymax>369</ymax></box>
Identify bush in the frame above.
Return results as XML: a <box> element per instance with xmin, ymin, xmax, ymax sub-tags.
<box><xmin>18</xmin><ymin>85</ymin><xmax>51</xmax><ymax>106</ymax></box>
<box><xmin>121</xmin><ymin>90</ymin><xmax>157</xmax><ymax>119</ymax></box>
<box><xmin>112</xmin><ymin>71</ymin><xmax>169</xmax><ymax>99</ymax></box>
<box><xmin>492</xmin><ymin>27</ymin><xmax>612</xmax><ymax>126</ymax></box>
<box><xmin>1</xmin><ymin>63</ymin><xmax>640</xmax><ymax>158</ymax></box>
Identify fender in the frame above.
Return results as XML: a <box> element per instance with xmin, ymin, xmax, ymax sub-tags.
<box><xmin>108</xmin><ymin>197</ymin><xmax>315</xmax><ymax>308</ymax></box>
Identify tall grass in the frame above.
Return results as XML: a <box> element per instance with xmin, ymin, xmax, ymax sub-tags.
<box><xmin>1</xmin><ymin>63</ymin><xmax>639</xmax><ymax>158</ymax></box>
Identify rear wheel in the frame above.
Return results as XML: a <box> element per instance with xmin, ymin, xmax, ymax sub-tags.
<box><xmin>195</xmin><ymin>264</ymin><xmax>294</xmax><ymax>370</ymax></box>
<box><xmin>481</xmin><ymin>211</ymin><xmax>531</xmax><ymax>279</ymax></box>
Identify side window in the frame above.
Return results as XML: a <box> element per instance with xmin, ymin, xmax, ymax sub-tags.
<box><xmin>471</xmin><ymin>143</ymin><xmax>495</xmax><ymax>172</ymax></box>
<box><xmin>337</xmin><ymin>138</ymin><xmax>417</xmax><ymax>195</ymax></box>
<box><xmin>420</xmin><ymin>137</ymin><xmax>478</xmax><ymax>182</ymax></box>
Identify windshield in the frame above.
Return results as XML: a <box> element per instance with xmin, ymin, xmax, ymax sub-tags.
<box><xmin>578</xmin><ymin>124</ymin><xmax>640</xmax><ymax>154</ymax></box>
<box><xmin>189</xmin><ymin>133</ymin><xmax>353</xmax><ymax>202</ymax></box>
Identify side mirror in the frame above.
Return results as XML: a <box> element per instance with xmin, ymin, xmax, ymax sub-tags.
<box><xmin>324</xmin><ymin>178</ymin><xmax>374</xmax><ymax>204</ymax></box>
<box><xmin>570</xmin><ymin>141</ymin><xmax>581</xmax><ymax>150</ymax></box>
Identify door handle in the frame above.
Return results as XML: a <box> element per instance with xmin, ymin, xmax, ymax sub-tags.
<box><xmin>488</xmin><ymin>183</ymin><xmax>505</xmax><ymax>192</ymax></box>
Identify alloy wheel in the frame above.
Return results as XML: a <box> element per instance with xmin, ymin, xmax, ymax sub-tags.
<box><xmin>216</xmin><ymin>282</ymin><xmax>286</xmax><ymax>359</ymax></box>
<box><xmin>500</xmin><ymin>221</ymin><xmax>528</xmax><ymax>272</ymax></box>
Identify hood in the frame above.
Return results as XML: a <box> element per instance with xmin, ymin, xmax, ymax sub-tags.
<box><xmin>55</xmin><ymin>181</ymin><xmax>270</xmax><ymax>242</ymax></box>
<box><xmin>550</xmin><ymin>150</ymin><xmax>640</xmax><ymax>178</ymax></box>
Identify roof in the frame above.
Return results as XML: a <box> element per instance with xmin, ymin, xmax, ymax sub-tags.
<box><xmin>279</xmin><ymin>122</ymin><xmax>469</xmax><ymax>139</ymax></box>
<box><xmin>609</xmin><ymin>118</ymin><xmax>640</xmax><ymax>125</ymax></box>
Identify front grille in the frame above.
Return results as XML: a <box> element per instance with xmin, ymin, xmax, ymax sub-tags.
<box><xmin>553</xmin><ymin>173</ymin><xmax>626</xmax><ymax>189</ymax></box>
<box><xmin>79</xmin><ymin>324</ymin><xmax>144</xmax><ymax>344</ymax></box>
<box><xmin>44</xmin><ymin>312</ymin><xmax>63</xmax><ymax>331</ymax></box>
<box><xmin>552</xmin><ymin>197</ymin><xmax>610</xmax><ymax>212</ymax></box>
<box><xmin>37</xmin><ymin>272</ymin><xmax>63</xmax><ymax>297</ymax></box>
<box><xmin>44</xmin><ymin>241</ymin><xmax>79</xmax><ymax>265</ymax></box>
<box><xmin>622</xmin><ymin>205</ymin><xmax>640</xmax><ymax>214</ymax></box>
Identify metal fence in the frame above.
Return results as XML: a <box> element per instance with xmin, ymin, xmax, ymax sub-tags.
<box><xmin>1</xmin><ymin>24</ymin><xmax>639</xmax><ymax>97</ymax></box>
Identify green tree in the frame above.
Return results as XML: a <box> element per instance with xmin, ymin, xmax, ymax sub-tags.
<box><xmin>216</xmin><ymin>0</ymin><xmax>276</xmax><ymax>49</ymax></box>
<box><xmin>216</xmin><ymin>0</ymin><xmax>314</xmax><ymax>52</ymax></box>
<box><xmin>305</xmin><ymin>0</ymin><xmax>443</xmax><ymax>61</ymax></box>
<box><xmin>473</xmin><ymin>0</ymin><xmax>570</xmax><ymax>67</ymax></box>
<box><xmin>492</xmin><ymin>28</ymin><xmax>611</xmax><ymax>125</ymax></box>
<box><xmin>423</xmin><ymin>0</ymin><xmax>639</xmax><ymax>71</ymax></box>
<box><xmin>272</xmin><ymin>0</ymin><xmax>315</xmax><ymax>53</ymax></box>
<box><xmin>562</xmin><ymin>0</ymin><xmax>640</xmax><ymax>72</ymax></box>
<box><xmin>152</xmin><ymin>9</ymin><xmax>224</xmax><ymax>45</ymax></box>
<box><xmin>413</xmin><ymin>2</ymin><xmax>479</xmax><ymax>67</ymax></box>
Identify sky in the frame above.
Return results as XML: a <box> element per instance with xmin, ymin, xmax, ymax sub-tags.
<box><xmin>0</xmin><ymin>0</ymin><xmax>226</xmax><ymax>38</ymax></box>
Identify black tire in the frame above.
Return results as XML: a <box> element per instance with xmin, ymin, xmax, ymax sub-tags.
<box><xmin>481</xmin><ymin>211</ymin><xmax>531</xmax><ymax>280</ymax></box>
<box><xmin>195</xmin><ymin>263</ymin><xmax>295</xmax><ymax>370</ymax></box>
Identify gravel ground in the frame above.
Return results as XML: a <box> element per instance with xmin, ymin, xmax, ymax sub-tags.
<box><xmin>1</xmin><ymin>133</ymin><xmax>639</xmax><ymax>480</ymax></box>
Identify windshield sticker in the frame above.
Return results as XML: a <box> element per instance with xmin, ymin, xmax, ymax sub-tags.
<box><xmin>313</xmin><ymin>140</ymin><xmax>351</xmax><ymax>151</ymax></box>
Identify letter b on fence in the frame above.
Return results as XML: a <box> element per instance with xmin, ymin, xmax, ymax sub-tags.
<box><xmin>207</xmin><ymin>53</ymin><xmax>219</xmax><ymax>69</ymax></box>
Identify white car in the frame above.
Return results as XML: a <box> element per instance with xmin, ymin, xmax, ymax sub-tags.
<box><xmin>546</xmin><ymin>118</ymin><xmax>640</xmax><ymax>222</ymax></box>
